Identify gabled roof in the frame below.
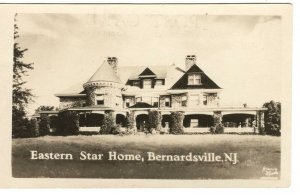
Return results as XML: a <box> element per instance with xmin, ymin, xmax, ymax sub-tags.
<box><xmin>187</xmin><ymin>64</ymin><xmax>204</xmax><ymax>73</ymax></box>
<box><xmin>121</xmin><ymin>65</ymin><xmax>177</xmax><ymax>80</ymax></box>
<box><xmin>87</xmin><ymin>61</ymin><xmax>121</xmax><ymax>83</ymax></box>
<box><xmin>170</xmin><ymin>64</ymin><xmax>221</xmax><ymax>90</ymax></box>
<box><xmin>56</xmin><ymin>64</ymin><xmax>185</xmax><ymax>97</ymax></box>
<box><xmin>139</xmin><ymin>67</ymin><xmax>156</xmax><ymax>77</ymax></box>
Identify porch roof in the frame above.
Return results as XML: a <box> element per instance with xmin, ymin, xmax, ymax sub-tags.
<box><xmin>67</xmin><ymin>106</ymin><xmax>127</xmax><ymax>112</ymax></box>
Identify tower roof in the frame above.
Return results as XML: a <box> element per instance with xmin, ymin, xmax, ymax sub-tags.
<box><xmin>87</xmin><ymin>61</ymin><xmax>121</xmax><ymax>83</ymax></box>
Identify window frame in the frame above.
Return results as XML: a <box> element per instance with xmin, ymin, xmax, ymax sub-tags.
<box><xmin>181</xmin><ymin>96</ymin><xmax>187</xmax><ymax>107</ymax></box>
<box><xmin>165</xmin><ymin>97</ymin><xmax>170</xmax><ymax>107</ymax></box>
<box><xmin>143</xmin><ymin>79</ymin><xmax>152</xmax><ymax>89</ymax></box>
<box><xmin>152</xmin><ymin>97</ymin><xmax>159</xmax><ymax>107</ymax></box>
<box><xmin>95</xmin><ymin>94</ymin><xmax>104</xmax><ymax>105</ymax></box>
<box><xmin>188</xmin><ymin>74</ymin><xmax>201</xmax><ymax>85</ymax></box>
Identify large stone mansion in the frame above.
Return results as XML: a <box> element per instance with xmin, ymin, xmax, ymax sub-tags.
<box><xmin>37</xmin><ymin>55</ymin><xmax>266</xmax><ymax>133</ymax></box>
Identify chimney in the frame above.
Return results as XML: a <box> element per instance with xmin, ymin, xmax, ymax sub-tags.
<box><xmin>185</xmin><ymin>55</ymin><xmax>196</xmax><ymax>70</ymax></box>
<box><xmin>107</xmin><ymin>57</ymin><xmax>118</xmax><ymax>74</ymax></box>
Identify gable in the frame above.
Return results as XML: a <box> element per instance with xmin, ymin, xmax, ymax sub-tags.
<box><xmin>170</xmin><ymin>64</ymin><xmax>221</xmax><ymax>90</ymax></box>
<box><xmin>139</xmin><ymin>67</ymin><xmax>156</xmax><ymax>77</ymax></box>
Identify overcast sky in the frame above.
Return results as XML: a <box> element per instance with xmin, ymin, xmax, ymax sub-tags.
<box><xmin>17</xmin><ymin>13</ymin><xmax>282</xmax><ymax>115</ymax></box>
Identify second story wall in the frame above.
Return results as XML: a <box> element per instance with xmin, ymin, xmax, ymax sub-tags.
<box><xmin>59</xmin><ymin>96</ymin><xmax>86</xmax><ymax>110</ymax></box>
<box><xmin>86</xmin><ymin>86</ymin><xmax>123</xmax><ymax>108</ymax></box>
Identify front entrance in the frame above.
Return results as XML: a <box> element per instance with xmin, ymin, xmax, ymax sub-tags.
<box><xmin>136</xmin><ymin>114</ymin><xmax>149</xmax><ymax>132</ymax></box>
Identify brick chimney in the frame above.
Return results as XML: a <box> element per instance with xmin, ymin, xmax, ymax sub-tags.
<box><xmin>107</xmin><ymin>57</ymin><xmax>118</xmax><ymax>74</ymax></box>
<box><xmin>185</xmin><ymin>55</ymin><xmax>196</xmax><ymax>70</ymax></box>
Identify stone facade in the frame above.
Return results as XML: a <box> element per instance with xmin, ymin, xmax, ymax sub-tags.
<box><xmin>59</xmin><ymin>97</ymin><xmax>86</xmax><ymax>110</ymax></box>
<box><xmin>85</xmin><ymin>86</ymin><xmax>123</xmax><ymax>108</ymax></box>
<box><xmin>50</xmin><ymin>56</ymin><xmax>267</xmax><ymax>135</ymax></box>
<box><xmin>171</xmin><ymin>94</ymin><xmax>185</xmax><ymax>108</ymax></box>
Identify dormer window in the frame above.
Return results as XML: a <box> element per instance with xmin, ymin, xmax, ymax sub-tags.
<box><xmin>188</xmin><ymin>74</ymin><xmax>201</xmax><ymax>85</ymax></box>
<box><xmin>143</xmin><ymin>79</ymin><xmax>152</xmax><ymax>89</ymax></box>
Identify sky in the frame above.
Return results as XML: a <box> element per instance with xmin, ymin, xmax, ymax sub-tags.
<box><xmin>16</xmin><ymin>13</ymin><xmax>282</xmax><ymax>115</ymax></box>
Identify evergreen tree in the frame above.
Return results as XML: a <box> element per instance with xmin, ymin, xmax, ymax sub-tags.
<box><xmin>263</xmin><ymin>100</ymin><xmax>281</xmax><ymax>136</ymax></box>
<box><xmin>12</xmin><ymin>14</ymin><xmax>34</xmax><ymax>138</ymax></box>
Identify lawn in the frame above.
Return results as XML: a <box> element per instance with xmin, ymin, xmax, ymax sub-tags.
<box><xmin>12</xmin><ymin>134</ymin><xmax>280</xmax><ymax>179</ymax></box>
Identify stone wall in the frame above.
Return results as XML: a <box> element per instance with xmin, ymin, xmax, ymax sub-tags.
<box><xmin>206</xmin><ymin>93</ymin><xmax>219</xmax><ymax>107</ymax></box>
<box><xmin>59</xmin><ymin>97</ymin><xmax>86</xmax><ymax>110</ymax></box>
<box><xmin>85</xmin><ymin>86</ymin><xmax>123</xmax><ymax>108</ymax></box>
<box><xmin>171</xmin><ymin>94</ymin><xmax>183</xmax><ymax>108</ymax></box>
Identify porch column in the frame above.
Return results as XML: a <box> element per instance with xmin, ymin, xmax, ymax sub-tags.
<box><xmin>112</xmin><ymin>111</ymin><xmax>116</xmax><ymax>125</ymax></box>
<box><xmin>132</xmin><ymin>111</ymin><xmax>137</xmax><ymax>129</ymax></box>
<box><xmin>213</xmin><ymin>111</ymin><xmax>223</xmax><ymax>126</ymax></box>
<box><xmin>258</xmin><ymin>111</ymin><xmax>265</xmax><ymax>134</ymax></box>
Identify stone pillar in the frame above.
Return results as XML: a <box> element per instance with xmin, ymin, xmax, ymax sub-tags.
<box><xmin>212</xmin><ymin>111</ymin><xmax>224</xmax><ymax>134</ymax></box>
<box><xmin>213</xmin><ymin>111</ymin><xmax>223</xmax><ymax>126</ymax></box>
<box><xmin>111</xmin><ymin>111</ymin><xmax>116</xmax><ymax>125</ymax></box>
<box><xmin>132</xmin><ymin>111</ymin><xmax>137</xmax><ymax>129</ymax></box>
<box><xmin>258</xmin><ymin>111</ymin><xmax>265</xmax><ymax>134</ymax></box>
<box><xmin>255</xmin><ymin>111</ymin><xmax>265</xmax><ymax>134</ymax></box>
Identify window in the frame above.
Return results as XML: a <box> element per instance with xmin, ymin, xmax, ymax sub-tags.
<box><xmin>136</xmin><ymin>97</ymin><xmax>142</xmax><ymax>103</ymax></box>
<box><xmin>203</xmin><ymin>95</ymin><xmax>208</xmax><ymax>105</ymax></box>
<box><xmin>165</xmin><ymin>97</ymin><xmax>170</xmax><ymax>107</ymax></box>
<box><xmin>125</xmin><ymin>98</ymin><xmax>130</xmax><ymax>107</ymax></box>
<box><xmin>188</xmin><ymin>74</ymin><xmax>201</xmax><ymax>85</ymax></box>
<box><xmin>143</xmin><ymin>79</ymin><xmax>152</xmax><ymax>89</ymax></box>
<box><xmin>181</xmin><ymin>96</ymin><xmax>187</xmax><ymax>107</ymax></box>
<box><xmin>96</xmin><ymin>94</ymin><xmax>104</xmax><ymax>105</ymax></box>
<box><xmin>132</xmin><ymin>81</ymin><xmax>140</xmax><ymax>87</ymax></box>
<box><xmin>152</xmin><ymin>97</ymin><xmax>159</xmax><ymax>107</ymax></box>
<box><xmin>156</xmin><ymin>79</ymin><xmax>164</xmax><ymax>86</ymax></box>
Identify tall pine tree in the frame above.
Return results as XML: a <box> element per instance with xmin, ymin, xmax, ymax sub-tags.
<box><xmin>12</xmin><ymin>14</ymin><xmax>35</xmax><ymax>138</ymax></box>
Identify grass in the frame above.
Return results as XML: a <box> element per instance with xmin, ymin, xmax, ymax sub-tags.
<box><xmin>12</xmin><ymin>134</ymin><xmax>280</xmax><ymax>179</ymax></box>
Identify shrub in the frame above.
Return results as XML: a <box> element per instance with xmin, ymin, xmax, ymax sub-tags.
<box><xmin>126</xmin><ymin>128</ymin><xmax>136</xmax><ymax>135</ymax></box>
<box><xmin>150</xmin><ymin>128</ymin><xmax>157</xmax><ymax>134</ymax></box>
<box><xmin>111</xmin><ymin>124</ymin><xmax>122</xmax><ymax>135</ymax></box>
<box><xmin>209</xmin><ymin>126</ymin><xmax>216</xmax><ymax>134</ymax></box>
<box><xmin>149</xmin><ymin>110</ymin><xmax>162</xmax><ymax>131</ymax></box>
<box><xmin>169</xmin><ymin>111</ymin><xmax>184</xmax><ymax>134</ymax></box>
<box><xmin>215</xmin><ymin>124</ymin><xmax>224</xmax><ymax>134</ymax></box>
<box><xmin>56</xmin><ymin>111</ymin><xmax>80</xmax><ymax>135</ymax></box>
<box><xmin>12</xmin><ymin>107</ymin><xmax>36</xmax><ymax>138</ymax></box>
<box><xmin>101</xmin><ymin>111</ymin><xmax>115</xmax><ymax>134</ymax></box>
<box><xmin>29</xmin><ymin>118</ymin><xmax>39</xmax><ymax>137</ymax></box>
<box><xmin>39</xmin><ymin>114</ymin><xmax>50</xmax><ymax>136</ymax></box>
<box><xmin>263</xmin><ymin>101</ymin><xmax>281</xmax><ymax>136</ymax></box>
<box><xmin>211</xmin><ymin>111</ymin><xmax>224</xmax><ymax>134</ymax></box>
